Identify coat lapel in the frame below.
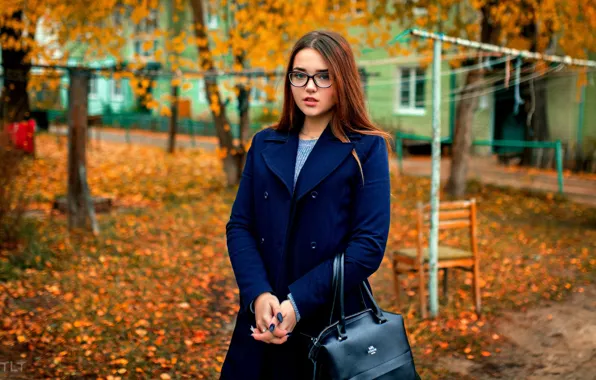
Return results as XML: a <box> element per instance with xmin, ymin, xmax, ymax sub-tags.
<box><xmin>261</xmin><ymin>124</ymin><xmax>359</xmax><ymax>200</ymax></box>
<box><xmin>261</xmin><ymin>129</ymin><xmax>299</xmax><ymax>197</ymax></box>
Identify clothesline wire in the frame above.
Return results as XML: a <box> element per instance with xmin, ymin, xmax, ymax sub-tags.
<box><xmin>364</xmin><ymin>63</ymin><xmax>588</xmax><ymax>95</ymax></box>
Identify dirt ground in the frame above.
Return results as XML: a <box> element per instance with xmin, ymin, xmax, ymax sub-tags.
<box><xmin>440</xmin><ymin>284</ymin><xmax>596</xmax><ymax>379</ymax></box>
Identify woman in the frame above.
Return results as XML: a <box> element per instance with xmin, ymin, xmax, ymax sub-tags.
<box><xmin>221</xmin><ymin>30</ymin><xmax>392</xmax><ymax>380</ymax></box>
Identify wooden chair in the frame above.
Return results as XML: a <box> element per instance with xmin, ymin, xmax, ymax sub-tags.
<box><xmin>391</xmin><ymin>199</ymin><xmax>481</xmax><ymax>319</ymax></box>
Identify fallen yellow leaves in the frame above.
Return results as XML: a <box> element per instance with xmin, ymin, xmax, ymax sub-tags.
<box><xmin>2</xmin><ymin>134</ymin><xmax>592</xmax><ymax>379</ymax></box>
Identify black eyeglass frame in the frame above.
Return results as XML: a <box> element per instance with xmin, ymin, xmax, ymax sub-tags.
<box><xmin>288</xmin><ymin>71</ymin><xmax>333</xmax><ymax>88</ymax></box>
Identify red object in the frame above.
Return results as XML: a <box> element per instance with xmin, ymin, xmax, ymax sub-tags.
<box><xmin>5</xmin><ymin>119</ymin><xmax>35</xmax><ymax>154</ymax></box>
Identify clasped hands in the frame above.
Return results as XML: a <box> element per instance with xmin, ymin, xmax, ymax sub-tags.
<box><xmin>250</xmin><ymin>292</ymin><xmax>297</xmax><ymax>345</ymax></box>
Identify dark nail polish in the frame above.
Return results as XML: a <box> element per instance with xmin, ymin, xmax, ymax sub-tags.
<box><xmin>277</xmin><ymin>312</ymin><xmax>283</xmax><ymax>323</ymax></box>
<box><xmin>269</xmin><ymin>324</ymin><xmax>275</xmax><ymax>332</ymax></box>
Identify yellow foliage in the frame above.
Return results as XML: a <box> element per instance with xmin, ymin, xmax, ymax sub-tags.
<box><xmin>160</xmin><ymin>105</ymin><xmax>172</xmax><ymax>117</ymax></box>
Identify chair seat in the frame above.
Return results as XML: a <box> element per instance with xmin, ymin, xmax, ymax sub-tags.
<box><xmin>395</xmin><ymin>246</ymin><xmax>473</xmax><ymax>261</ymax></box>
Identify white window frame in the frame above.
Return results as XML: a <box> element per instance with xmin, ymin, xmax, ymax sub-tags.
<box><xmin>351</xmin><ymin>0</ymin><xmax>367</xmax><ymax>17</ymax></box>
<box><xmin>197</xmin><ymin>79</ymin><xmax>207</xmax><ymax>103</ymax></box>
<box><xmin>89</xmin><ymin>77</ymin><xmax>99</xmax><ymax>99</ymax></box>
<box><xmin>112</xmin><ymin>5</ymin><xmax>125</xmax><ymax>35</ymax></box>
<box><xmin>250</xmin><ymin>78</ymin><xmax>268</xmax><ymax>106</ymax></box>
<box><xmin>396</xmin><ymin>0</ymin><xmax>428</xmax><ymax>16</ymax></box>
<box><xmin>206</xmin><ymin>1</ymin><xmax>219</xmax><ymax>30</ymax></box>
<box><xmin>111</xmin><ymin>79</ymin><xmax>123</xmax><ymax>102</ymax></box>
<box><xmin>328</xmin><ymin>0</ymin><xmax>367</xmax><ymax>18</ymax></box>
<box><xmin>133</xmin><ymin>9</ymin><xmax>158</xmax><ymax>61</ymax></box>
<box><xmin>395</xmin><ymin>66</ymin><xmax>426</xmax><ymax>116</ymax></box>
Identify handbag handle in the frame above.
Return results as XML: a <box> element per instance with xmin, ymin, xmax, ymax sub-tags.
<box><xmin>331</xmin><ymin>252</ymin><xmax>387</xmax><ymax>340</ymax></box>
<box><xmin>329</xmin><ymin>253</ymin><xmax>368</xmax><ymax>325</ymax></box>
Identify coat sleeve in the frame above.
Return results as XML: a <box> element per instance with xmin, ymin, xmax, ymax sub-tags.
<box><xmin>226</xmin><ymin>133</ymin><xmax>273</xmax><ymax>314</ymax></box>
<box><xmin>287</xmin><ymin>136</ymin><xmax>391</xmax><ymax>320</ymax></box>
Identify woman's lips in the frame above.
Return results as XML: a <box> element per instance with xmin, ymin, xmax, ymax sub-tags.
<box><xmin>303</xmin><ymin>98</ymin><xmax>318</xmax><ymax>107</ymax></box>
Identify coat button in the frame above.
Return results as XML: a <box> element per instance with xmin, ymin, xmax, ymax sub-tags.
<box><xmin>311</xmin><ymin>191</ymin><xmax>318</xmax><ymax>199</ymax></box>
<box><xmin>264</xmin><ymin>191</ymin><xmax>268</xmax><ymax>199</ymax></box>
<box><xmin>311</xmin><ymin>241</ymin><xmax>317</xmax><ymax>249</ymax></box>
<box><xmin>261</xmin><ymin>237</ymin><xmax>265</xmax><ymax>244</ymax></box>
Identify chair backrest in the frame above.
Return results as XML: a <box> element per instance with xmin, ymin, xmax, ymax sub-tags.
<box><xmin>417</xmin><ymin>199</ymin><xmax>476</xmax><ymax>230</ymax></box>
<box><xmin>415</xmin><ymin>198</ymin><xmax>478</xmax><ymax>259</ymax></box>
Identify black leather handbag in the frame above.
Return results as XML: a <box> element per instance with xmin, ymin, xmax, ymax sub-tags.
<box><xmin>307</xmin><ymin>252</ymin><xmax>420</xmax><ymax>380</ymax></box>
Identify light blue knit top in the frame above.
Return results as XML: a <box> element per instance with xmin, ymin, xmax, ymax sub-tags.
<box><xmin>293</xmin><ymin>138</ymin><xmax>318</xmax><ymax>189</ymax></box>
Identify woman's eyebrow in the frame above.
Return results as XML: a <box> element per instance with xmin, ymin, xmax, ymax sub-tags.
<box><xmin>293</xmin><ymin>67</ymin><xmax>329</xmax><ymax>72</ymax></box>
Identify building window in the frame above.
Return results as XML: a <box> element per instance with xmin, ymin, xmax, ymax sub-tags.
<box><xmin>113</xmin><ymin>6</ymin><xmax>124</xmax><ymax>27</ymax></box>
<box><xmin>251</xmin><ymin>86</ymin><xmax>266</xmax><ymax>105</ymax></box>
<box><xmin>351</xmin><ymin>0</ymin><xmax>367</xmax><ymax>16</ymax></box>
<box><xmin>197</xmin><ymin>79</ymin><xmax>206</xmax><ymax>103</ymax></box>
<box><xmin>250</xmin><ymin>75</ymin><xmax>274</xmax><ymax>105</ymax></box>
<box><xmin>395</xmin><ymin>67</ymin><xmax>426</xmax><ymax>115</ymax></box>
<box><xmin>205</xmin><ymin>1</ymin><xmax>219</xmax><ymax>29</ymax></box>
<box><xmin>328</xmin><ymin>0</ymin><xmax>367</xmax><ymax>17</ymax></box>
<box><xmin>89</xmin><ymin>77</ymin><xmax>98</xmax><ymax>99</ymax></box>
<box><xmin>134</xmin><ymin>9</ymin><xmax>158</xmax><ymax>60</ymax></box>
<box><xmin>112</xmin><ymin>79</ymin><xmax>123</xmax><ymax>101</ymax></box>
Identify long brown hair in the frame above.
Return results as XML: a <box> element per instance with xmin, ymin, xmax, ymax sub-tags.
<box><xmin>274</xmin><ymin>30</ymin><xmax>392</xmax><ymax>181</ymax></box>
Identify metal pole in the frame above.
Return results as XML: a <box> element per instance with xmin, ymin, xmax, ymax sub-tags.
<box><xmin>190</xmin><ymin>120</ymin><xmax>196</xmax><ymax>148</ymax></box>
<box><xmin>576</xmin><ymin>83</ymin><xmax>586</xmax><ymax>171</ymax></box>
<box><xmin>556</xmin><ymin>140</ymin><xmax>564</xmax><ymax>194</ymax></box>
<box><xmin>429</xmin><ymin>38</ymin><xmax>442</xmax><ymax>318</ymax></box>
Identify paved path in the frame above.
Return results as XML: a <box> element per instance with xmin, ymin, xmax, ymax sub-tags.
<box><xmin>49</xmin><ymin>125</ymin><xmax>224</xmax><ymax>151</ymax></box>
<box><xmin>400</xmin><ymin>157</ymin><xmax>596</xmax><ymax>207</ymax></box>
<box><xmin>48</xmin><ymin>126</ymin><xmax>596</xmax><ymax>207</ymax></box>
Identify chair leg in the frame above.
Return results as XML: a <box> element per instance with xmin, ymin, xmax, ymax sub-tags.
<box><xmin>418</xmin><ymin>265</ymin><xmax>428</xmax><ymax>319</ymax></box>
<box><xmin>442</xmin><ymin>268</ymin><xmax>449</xmax><ymax>302</ymax></box>
<box><xmin>473</xmin><ymin>263</ymin><xmax>481</xmax><ymax>316</ymax></box>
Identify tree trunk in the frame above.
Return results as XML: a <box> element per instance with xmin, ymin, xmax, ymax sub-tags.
<box><xmin>520</xmin><ymin>18</ymin><xmax>552</xmax><ymax>168</ymax></box>
<box><xmin>237</xmin><ymin>84</ymin><xmax>251</xmax><ymax>146</ymax></box>
<box><xmin>521</xmin><ymin>77</ymin><xmax>550</xmax><ymax>167</ymax></box>
<box><xmin>189</xmin><ymin>0</ymin><xmax>245</xmax><ymax>186</ymax></box>
<box><xmin>445</xmin><ymin>4</ymin><xmax>499</xmax><ymax>197</ymax></box>
<box><xmin>167</xmin><ymin>84</ymin><xmax>179</xmax><ymax>154</ymax></box>
<box><xmin>0</xmin><ymin>10</ymin><xmax>31</xmax><ymax>125</ymax></box>
<box><xmin>445</xmin><ymin>69</ymin><xmax>484</xmax><ymax>197</ymax></box>
<box><xmin>67</xmin><ymin>69</ymin><xmax>92</xmax><ymax>231</ymax></box>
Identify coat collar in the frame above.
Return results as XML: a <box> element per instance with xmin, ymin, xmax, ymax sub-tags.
<box><xmin>261</xmin><ymin>124</ymin><xmax>359</xmax><ymax>200</ymax></box>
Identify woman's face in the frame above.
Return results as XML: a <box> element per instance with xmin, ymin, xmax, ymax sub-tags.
<box><xmin>290</xmin><ymin>48</ymin><xmax>337</xmax><ymax>119</ymax></box>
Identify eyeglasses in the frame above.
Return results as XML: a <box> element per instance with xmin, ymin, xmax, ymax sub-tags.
<box><xmin>288</xmin><ymin>71</ymin><xmax>332</xmax><ymax>88</ymax></box>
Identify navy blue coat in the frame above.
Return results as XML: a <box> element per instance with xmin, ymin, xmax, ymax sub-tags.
<box><xmin>221</xmin><ymin>124</ymin><xmax>391</xmax><ymax>380</ymax></box>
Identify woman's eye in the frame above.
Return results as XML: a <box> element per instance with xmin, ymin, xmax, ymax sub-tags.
<box><xmin>319</xmin><ymin>74</ymin><xmax>330</xmax><ymax>80</ymax></box>
<box><xmin>295</xmin><ymin>73</ymin><xmax>306</xmax><ymax>79</ymax></box>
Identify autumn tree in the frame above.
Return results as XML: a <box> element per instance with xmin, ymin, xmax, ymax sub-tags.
<box><xmin>1</xmin><ymin>0</ymin><xmax>375</xmax><ymax>187</ymax></box>
<box><xmin>0</xmin><ymin>8</ymin><xmax>34</xmax><ymax>127</ymax></box>
<box><xmin>187</xmin><ymin>0</ymin><xmax>368</xmax><ymax>185</ymax></box>
<box><xmin>371</xmin><ymin>0</ymin><xmax>596</xmax><ymax>197</ymax></box>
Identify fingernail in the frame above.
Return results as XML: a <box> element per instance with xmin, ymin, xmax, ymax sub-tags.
<box><xmin>277</xmin><ymin>312</ymin><xmax>283</xmax><ymax>323</ymax></box>
<box><xmin>269</xmin><ymin>324</ymin><xmax>275</xmax><ymax>332</ymax></box>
